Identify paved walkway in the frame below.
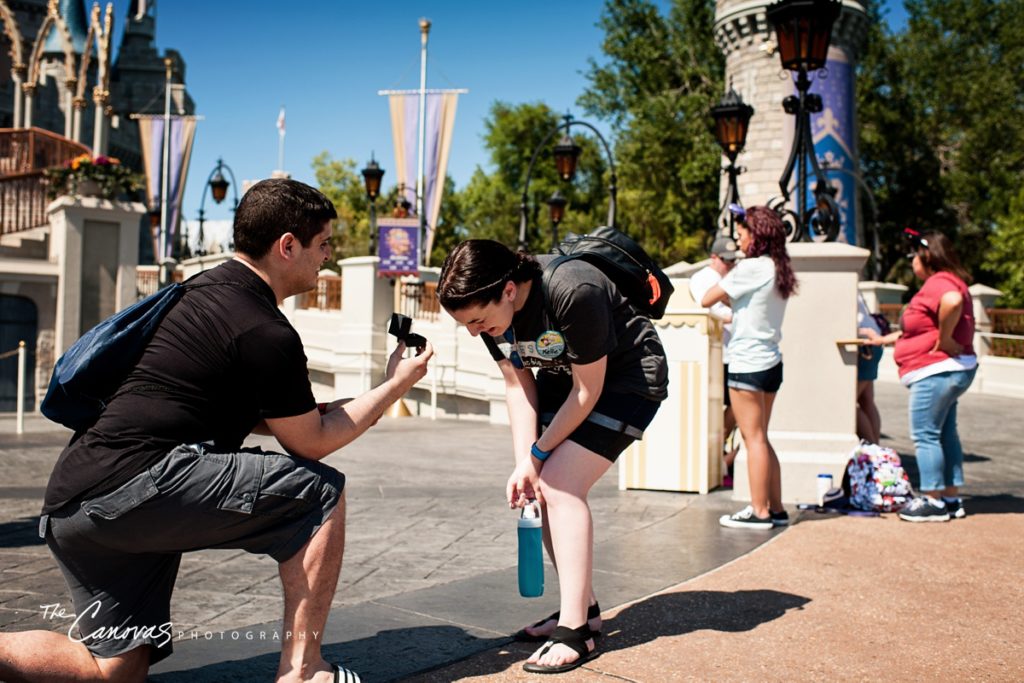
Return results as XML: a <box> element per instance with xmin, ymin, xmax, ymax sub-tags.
<box><xmin>0</xmin><ymin>382</ymin><xmax>1021</xmax><ymax>681</ymax></box>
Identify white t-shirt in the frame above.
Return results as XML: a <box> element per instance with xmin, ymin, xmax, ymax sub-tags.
<box><xmin>719</xmin><ymin>256</ymin><xmax>787</xmax><ymax>373</ymax></box>
<box><xmin>857</xmin><ymin>294</ymin><xmax>881</xmax><ymax>335</ymax></box>
<box><xmin>689</xmin><ymin>265</ymin><xmax>733</xmax><ymax>363</ymax></box>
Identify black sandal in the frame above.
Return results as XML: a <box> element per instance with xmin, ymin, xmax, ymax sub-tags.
<box><xmin>522</xmin><ymin>624</ymin><xmax>596</xmax><ymax>674</ymax></box>
<box><xmin>512</xmin><ymin>601</ymin><xmax>601</xmax><ymax>642</ymax></box>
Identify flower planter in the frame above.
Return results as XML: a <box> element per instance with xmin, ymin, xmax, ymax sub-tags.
<box><xmin>76</xmin><ymin>179</ymin><xmax>103</xmax><ymax>197</ymax></box>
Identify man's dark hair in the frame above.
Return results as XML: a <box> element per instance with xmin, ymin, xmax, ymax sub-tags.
<box><xmin>233</xmin><ymin>178</ymin><xmax>337</xmax><ymax>259</ymax></box>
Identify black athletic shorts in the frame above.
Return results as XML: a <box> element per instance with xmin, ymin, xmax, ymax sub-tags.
<box><xmin>727</xmin><ymin>361</ymin><xmax>784</xmax><ymax>394</ymax></box>
<box><xmin>41</xmin><ymin>443</ymin><xmax>344</xmax><ymax>664</ymax></box>
<box><xmin>537</xmin><ymin>372</ymin><xmax>662</xmax><ymax>462</ymax></box>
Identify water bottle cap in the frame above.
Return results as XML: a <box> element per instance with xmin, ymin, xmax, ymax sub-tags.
<box><xmin>519</xmin><ymin>499</ymin><xmax>543</xmax><ymax>528</ymax></box>
<box><xmin>818</xmin><ymin>473</ymin><xmax>833</xmax><ymax>479</ymax></box>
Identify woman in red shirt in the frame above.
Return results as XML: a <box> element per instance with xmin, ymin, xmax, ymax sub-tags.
<box><xmin>875</xmin><ymin>230</ymin><xmax>976</xmax><ymax>522</ymax></box>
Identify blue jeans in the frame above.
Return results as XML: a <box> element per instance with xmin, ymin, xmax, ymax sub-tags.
<box><xmin>908</xmin><ymin>368</ymin><xmax>977</xmax><ymax>491</ymax></box>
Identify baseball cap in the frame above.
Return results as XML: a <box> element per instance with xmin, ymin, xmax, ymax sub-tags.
<box><xmin>710</xmin><ymin>235</ymin><xmax>743</xmax><ymax>261</ymax></box>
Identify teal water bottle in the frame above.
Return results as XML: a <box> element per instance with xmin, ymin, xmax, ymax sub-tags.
<box><xmin>517</xmin><ymin>500</ymin><xmax>544</xmax><ymax>598</ymax></box>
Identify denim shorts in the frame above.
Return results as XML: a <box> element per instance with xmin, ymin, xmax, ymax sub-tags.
<box><xmin>41</xmin><ymin>444</ymin><xmax>344</xmax><ymax>664</ymax></box>
<box><xmin>537</xmin><ymin>373</ymin><xmax>662</xmax><ymax>462</ymax></box>
<box><xmin>727</xmin><ymin>362</ymin><xmax>783</xmax><ymax>394</ymax></box>
<box><xmin>857</xmin><ymin>346</ymin><xmax>883</xmax><ymax>382</ymax></box>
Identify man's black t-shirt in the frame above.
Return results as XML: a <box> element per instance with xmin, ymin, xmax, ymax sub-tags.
<box><xmin>482</xmin><ymin>255</ymin><xmax>668</xmax><ymax>401</ymax></box>
<box><xmin>43</xmin><ymin>260</ymin><xmax>316</xmax><ymax>513</ymax></box>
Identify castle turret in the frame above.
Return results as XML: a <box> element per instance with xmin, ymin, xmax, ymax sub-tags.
<box><xmin>714</xmin><ymin>0</ymin><xmax>869</xmax><ymax>244</ymax></box>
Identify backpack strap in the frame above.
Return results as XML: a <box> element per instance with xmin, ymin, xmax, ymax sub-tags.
<box><xmin>539</xmin><ymin>255</ymin><xmax>572</xmax><ymax>330</ymax></box>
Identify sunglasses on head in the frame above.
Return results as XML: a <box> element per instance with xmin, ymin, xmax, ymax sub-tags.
<box><xmin>903</xmin><ymin>227</ymin><xmax>929</xmax><ymax>250</ymax></box>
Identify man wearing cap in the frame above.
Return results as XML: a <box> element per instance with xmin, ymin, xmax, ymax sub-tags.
<box><xmin>689</xmin><ymin>235</ymin><xmax>743</xmax><ymax>484</ymax></box>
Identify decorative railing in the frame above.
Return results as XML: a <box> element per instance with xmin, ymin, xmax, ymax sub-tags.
<box><xmin>988</xmin><ymin>308</ymin><xmax>1024</xmax><ymax>359</ymax></box>
<box><xmin>295</xmin><ymin>273</ymin><xmax>342</xmax><ymax>311</ymax></box>
<box><xmin>135</xmin><ymin>266</ymin><xmax>183</xmax><ymax>301</ymax></box>
<box><xmin>0</xmin><ymin>128</ymin><xmax>91</xmax><ymax>236</ymax></box>
<box><xmin>0</xmin><ymin>127</ymin><xmax>91</xmax><ymax>175</ymax></box>
<box><xmin>398</xmin><ymin>280</ymin><xmax>440</xmax><ymax>321</ymax></box>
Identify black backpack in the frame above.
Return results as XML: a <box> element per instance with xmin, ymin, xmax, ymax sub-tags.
<box><xmin>541</xmin><ymin>226</ymin><xmax>674</xmax><ymax>320</ymax></box>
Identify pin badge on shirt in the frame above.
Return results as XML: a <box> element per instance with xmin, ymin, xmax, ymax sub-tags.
<box><xmin>535</xmin><ymin>330</ymin><xmax>566</xmax><ymax>359</ymax></box>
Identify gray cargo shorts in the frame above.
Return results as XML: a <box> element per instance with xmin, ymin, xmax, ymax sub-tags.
<box><xmin>41</xmin><ymin>443</ymin><xmax>344</xmax><ymax>664</ymax></box>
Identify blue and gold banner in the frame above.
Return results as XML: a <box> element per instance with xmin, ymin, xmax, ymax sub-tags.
<box><xmin>137</xmin><ymin>115</ymin><xmax>198</xmax><ymax>259</ymax></box>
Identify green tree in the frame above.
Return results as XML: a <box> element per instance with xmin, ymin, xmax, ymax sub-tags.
<box><xmin>579</xmin><ymin>0</ymin><xmax>723</xmax><ymax>265</ymax></box>
<box><xmin>984</xmin><ymin>186</ymin><xmax>1024</xmax><ymax>307</ymax></box>
<box><xmin>858</xmin><ymin>0</ymin><xmax>1024</xmax><ymax>286</ymax></box>
<box><xmin>455</xmin><ymin>101</ymin><xmax>611</xmax><ymax>252</ymax></box>
<box><xmin>311</xmin><ymin>152</ymin><xmax>370</xmax><ymax>266</ymax></box>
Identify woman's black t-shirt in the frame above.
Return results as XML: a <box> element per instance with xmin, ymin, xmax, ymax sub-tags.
<box><xmin>42</xmin><ymin>260</ymin><xmax>316</xmax><ymax>513</ymax></box>
<box><xmin>482</xmin><ymin>255</ymin><xmax>668</xmax><ymax>401</ymax></box>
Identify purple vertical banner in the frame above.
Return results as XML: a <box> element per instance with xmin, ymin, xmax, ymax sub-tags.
<box><xmin>809</xmin><ymin>53</ymin><xmax>858</xmax><ymax>244</ymax></box>
<box><xmin>377</xmin><ymin>217</ymin><xmax>420</xmax><ymax>277</ymax></box>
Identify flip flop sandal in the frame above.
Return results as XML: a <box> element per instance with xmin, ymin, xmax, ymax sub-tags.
<box><xmin>512</xmin><ymin>601</ymin><xmax>601</xmax><ymax>642</ymax></box>
<box><xmin>522</xmin><ymin>624</ymin><xmax>597</xmax><ymax>674</ymax></box>
<box><xmin>331</xmin><ymin>662</ymin><xmax>362</xmax><ymax>682</ymax></box>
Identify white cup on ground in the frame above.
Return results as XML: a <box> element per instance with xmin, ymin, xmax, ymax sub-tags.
<box><xmin>817</xmin><ymin>474</ymin><xmax>834</xmax><ymax>505</ymax></box>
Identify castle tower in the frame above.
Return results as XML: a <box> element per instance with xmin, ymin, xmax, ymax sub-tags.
<box><xmin>713</xmin><ymin>0</ymin><xmax>869</xmax><ymax>244</ymax></box>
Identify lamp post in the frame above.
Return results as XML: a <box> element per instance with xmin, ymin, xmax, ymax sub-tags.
<box><xmin>361</xmin><ymin>155</ymin><xmax>385</xmax><ymax>255</ymax></box>
<box><xmin>545</xmin><ymin>190</ymin><xmax>568</xmax><ymax>249</ymax></box>
<box><xmin>197</xmin><ymin>158</ymin><xmax>238</xmax><ymax>257</ymax></box>
<box><xmin>518</xmin><ymin>113</ymin><xmax>617</xmax><ymax>252</ymax></box>
<box><xmin>766</xmin><ymin>0</ymin><xmax>842</xmax><ymax>242</ymax></box>
<box><xmin>710</xmin><ymin>84</ymin><xmax>754</xmax><ymax>238</ymax></box>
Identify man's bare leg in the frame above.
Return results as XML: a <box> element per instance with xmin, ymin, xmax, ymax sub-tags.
<box><xmin>275</xmin><ymin>494</ymin><xmax>348</xmax><ymax>683</ymax></box>
<box><xmin>0</xmin><ymin>633</ymin><xmax>149</xmax><ymax>683</ymax></box>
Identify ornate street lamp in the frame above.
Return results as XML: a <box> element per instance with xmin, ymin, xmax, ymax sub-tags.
<box><xmin>545</xmin><ymin>190</ymin><xmax>568</xmax><ymax>249</ymax></box>
<box><xmin>710</xmin><ymin>85</ymin><xmax>755</xmax><ymax>238</ymax></box>
<box><xmin>197</xmin><ymin>158</ymin><xmax>238</xmax><ymax>257</ymax></box>
<box><xmin>518</xmin><ymin>113</ymin><xmax>617</xmax><ymax>252</ymax></box>
<box><xmin>766</xmin><ymin>0</ymin><xmax>842</xmax><ymax>242</ymax></box>
<box><xmin>553</xmin><ymin>133</ymin><xmax>582</xmax><ymax>182</ymax></box>
<box><xmin>361</xmin><ymin>155</ymin><xmax>385</xmax><ymax>255</ymax></box>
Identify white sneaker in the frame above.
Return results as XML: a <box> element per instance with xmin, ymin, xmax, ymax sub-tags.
<box><xmin>719</xmin><ymin>505</ymin><xmax>774</xmax><ymax>529</ymax></box>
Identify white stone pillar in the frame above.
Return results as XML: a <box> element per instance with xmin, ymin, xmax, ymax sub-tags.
<box><xmin>46</xmin><ymin>196</ymin><xmax>146</xmax><ymax>354</ymax></box>
<box><xmin>732</xmin><ymin>242</ymin><xmax>869</xmax><ymax>504</ymax></box>
<box><xmin>968</xmin><ymin>284</ymin><xmax>1002</xmax><ymax>359</ymax></box>
<box><xmin>857</xmin><ymin>280</ymin><xmax>907</xmax><ymax>313</ymax></box>
<box><xmin>334</xmin><ymin>256</ymin><xmax>394</xmax><ymax>396</ymax></box>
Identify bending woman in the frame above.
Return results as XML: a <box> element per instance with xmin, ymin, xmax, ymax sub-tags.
<box><xmin>438</xmin><ymin>240</ymin><xmax>667</xmax><ymax>674</ymax></box>
<box><xmin>702</xmin><ymin>206</ymin><xmax>797</xmax><ymax>529</ymax></box>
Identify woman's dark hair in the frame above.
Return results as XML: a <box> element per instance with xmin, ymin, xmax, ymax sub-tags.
<box><xmin>437</xmin><ymin>240</ymin><xmax>541</xmax><ymax>311</ymax></box>
<box><xmin>233</xmin><ymin>178</ymin><xmax>337</xmax><ymax>259</ymax></box>
<box><xmin>742</xmin><ymin>206</ymin><xmax>798</xmax><ymax>299</ymax></box>
<box><xmin>917</xmin><ymin>231</ymin><xmax>970</xmax><ymax>283</ymax></box>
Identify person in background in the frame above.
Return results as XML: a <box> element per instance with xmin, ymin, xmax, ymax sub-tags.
<box><xmin>856</xmin><ymin>292</ymin><xmax>885</xmax><ymax>444</ymax></box>
<box><xmin>437</xmin><ymin>239</ymin><xmax>667</xmax><ymax>674</ymax></box>
<box><xmin>701</xmin><ymin>206</ymin><xmax>797</xmax><ymax>530</ymax></box>
<box><xmin>689</xmin><ymin>234</ymin><xmax>743</xmax><ymax>486</ymax></box>
<box><xmin>874</xmin><ymin>229</ymin><xmax>976</xmax><ymax>522</ymax></box>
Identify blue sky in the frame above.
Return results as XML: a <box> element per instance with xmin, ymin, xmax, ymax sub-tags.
<box><xmin>105</xmin><ymin>1</ymin><xmax>908</xmax><ymax>228</ymax></box>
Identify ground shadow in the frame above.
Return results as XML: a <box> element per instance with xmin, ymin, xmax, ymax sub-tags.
<box><xmin>148</xmin><ymin>625</ymin><xmax>508</xmax><ymax>683</ymax></box>
<box><xmin>596</xmin><ymin>589</ymin><xmax>810</xmax><ymax>654</ymax></box>
<box><xmin>962</xmin><ymin>493</ymin><xmax>1024</xmax><ymax>515</ymax></box>
<box><xmin>406</xmin><ymin>589</ymin><xmax>810</xmax><ymax>681</ymax></box>
<box><xmin>0</xmin><ymin>516</ymin><xmax>44</xmax><ymax>548</ymax></box>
